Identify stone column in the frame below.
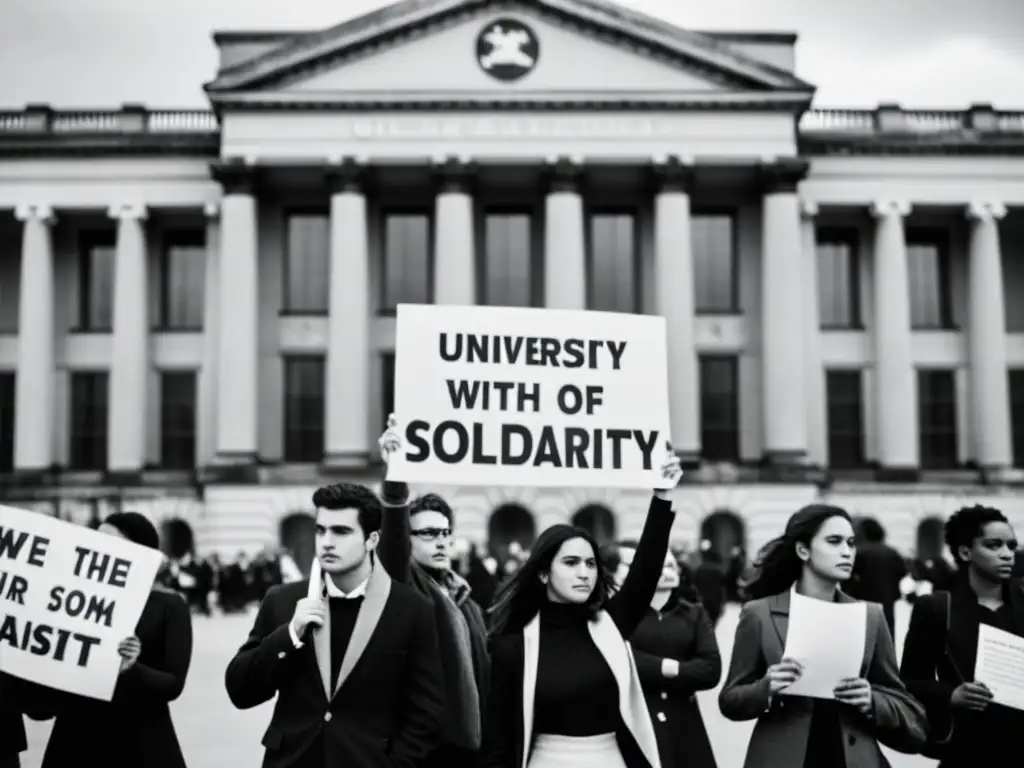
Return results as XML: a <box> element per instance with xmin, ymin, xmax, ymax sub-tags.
<box><xmin>196</xmin><ymin>203</ymin><xmax>220</xmax><ymax>468</ymax></box>
<box><xmin>800</xmin><ymin>201</ymin><xmax>828</xmax><ymax>466</ymax></box>
<box><xmin>871</xmin><ymin>200</ymin><xmax>917</xmax><ymax>470</ymax></box>
<box><xmin>543</xmin><ymin>157</ymin><xmax>586</xmax><ymax>309</ymax></box>
<box><xmin>324</xmin><ymin>158</ymin><xmax>371</xmax><ymax>467</ymax></box>
<box><xmin>432</xmin><ymin>156</ymin><xmax>476</xmax><ymax>305</ymax></box>
<box><xmin>760</xmin><ymin>159</ymin><xmax>809</xmax><ymax>463</ymax></box>
<box><xmin>652</xmin><ymin>156</ymin><xmax>700</xmax><ymax>462</ymax></box>
<box><xmin>107</xmin><ymin>203</ymin><xmax>149</xmax><ymax>473</ymax></box>
<box><xmin>211</xmin><ymin>161</ymin><xmax>260</xmax><ymax>464</ymax></box>
<box><xmin>13</xmin><ymin>204</ymin><xmax>56</xmax><ymax>471</ymax></box>
<box><xmin>967</xmin><ymin>201</ymin><xmax>1011</xmax><ymax>468</ymax></box>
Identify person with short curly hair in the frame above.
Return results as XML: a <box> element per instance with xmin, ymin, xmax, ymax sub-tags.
<box><xmin>900</xmin><ymin>504</ymin><xmax>1024</xmax><ymax>766</ymax></box>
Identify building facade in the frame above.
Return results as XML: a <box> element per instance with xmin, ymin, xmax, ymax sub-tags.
<box><xmin>2</xmin><ymin>0</ymin><xmax>1024</xmax><ymax>562</ymax></box>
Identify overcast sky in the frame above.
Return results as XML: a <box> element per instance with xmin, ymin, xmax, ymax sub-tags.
<box><xmin>0</xmin><ymin>0</ymin><xmax>1021</xmax><ymax>109</ymax></box>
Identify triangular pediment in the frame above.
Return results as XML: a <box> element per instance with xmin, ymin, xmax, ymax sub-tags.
<box><xmin>206</xmin><ymin>0</ymin><xmax>814</xmax><ymax>102</ymax></box>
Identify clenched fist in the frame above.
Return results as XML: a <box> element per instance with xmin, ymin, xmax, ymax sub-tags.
<box><xmin>378</xmin><ymin>414</ymin><xmax>402</xmax><ymax>464</ymax></box>
<box><xmin>290</xmin><ymin>597</ymin><xmax>326</xmax><ymax>639</ymax></box>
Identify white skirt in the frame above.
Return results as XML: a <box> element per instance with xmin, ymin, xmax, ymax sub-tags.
<box><xmin>528</xmin><ymin>733</ymin><xmax>628</xmax><ymax>768</ymax></box>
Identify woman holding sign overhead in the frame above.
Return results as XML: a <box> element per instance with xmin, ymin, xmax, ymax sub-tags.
<box><xmin>32</xmin><ymin>512</ymin><xmax>193</xmax><ymax>768</ymax></box>
<box><xmin>899</xmin><ymin>505</ymin><xmax>1024</xmax><ymax>767</ymax></box>
<box><xmin>481</xmin><ymin>444</ymin><xmax>682</xmax><ymax>768</ymax></box>
<box><xmin>717</xmin><ymin>504</ymin><xmax>927</xmax><ymax>768</ymax></box>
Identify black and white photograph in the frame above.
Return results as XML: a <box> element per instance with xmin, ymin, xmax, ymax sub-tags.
<box><xmin>1</xmin><ymin>1</ymin><xmax>1023</xmax><ymax>766</ymax></box>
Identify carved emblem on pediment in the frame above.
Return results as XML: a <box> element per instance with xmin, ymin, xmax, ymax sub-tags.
<box><xmin>476</xmin><ymin>17</ymin><xmax>540</xmax><ymax>83</ymax></box>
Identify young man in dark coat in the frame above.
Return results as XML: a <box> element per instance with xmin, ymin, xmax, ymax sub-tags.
<box><xmin>225</xmin><ymin>482</ymin><xmax>445</xmax><ymax>768</ymax></box>
<box><xmin>377</xmin><ymin>418</ymin><xmax>491</xmax><ymax>768</ymax></box>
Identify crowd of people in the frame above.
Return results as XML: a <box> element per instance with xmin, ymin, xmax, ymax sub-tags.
<box><xmin>151</xmin><ymin>511</ymin><xmax>1024</xmax><ymax>639</ymax></box>
<box><xmin>3</xmin><ymin>419</ymin><xmax>1024</xmax><ymax>768</ymax></box>
<box><xmin>156</xmin><ymin>548</ymin><xmax>294</xmax><ymax>615</ymax></box>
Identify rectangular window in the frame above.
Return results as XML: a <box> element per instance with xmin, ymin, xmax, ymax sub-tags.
<box><xmin>817</xmin><ymin>230</ymin><xmax>860</xmax><ymax>328</ymax></box>
<box><xmin>907</xmin><ymin>231</ymin><xmax>952</xmax><ymax>329</ymax></box>
<box><xmin>483</xmin><ymin>211</ymin><xmax>532</xmax><ymax>307</ymax></box>
<box><xmin>78</xmin><ymin>233</ymin><xmax>116</xmax><ymax>331</ymax></box>
<box><xmin>160</xmin><ymin>371</ymin><xmax>196</xmax><ymax>469</ymax></box>
<box><xmin>161</xmin><ymin>230</ymin><xmax>205</xmax><ymax>330</ymax></box>
<box><xmin>692</xmin><ymin>213</ymin><xmax>737</xmax><ymax>314</ymax></box>
<box><xmin>283</xmin><ymin>356</ymin><xmax>325</xmax><ymax>462</ymax></box>
<box><xmin>825</xmin><ymin>370</ymin><xmax>865</xmax><ymax>468</ymax></box>
<box><xmin>284</xmin><ymin>213</ymin><xmax>330</xmax><ymax>313</ymax></box>
<box><xmin>381</xmin><ymin>352</ymin><xmax>396</xmax><ymax>432</ymax></box>
<box><xmin>0</xmin><ymin>372</ymin><xmax>13</xmax><ymax>472</ymax></box>
<box><xmin>918</xmin><ymin>370</ymin><xmax>958</xmax><ymax>468</ymax></box>
<box><xmin>381</xmin><ymin>212</ymin><xmax>431</xmax><ymax>312</ymax></box>
<box><xmin>587</xmin><ymin>211</ymin><xmax>638</xmax><ymax>313</ymax></box>
<box><xmin>1009</xmin><ymin>371</ymin><xmax>1024</xmax><ymax>467</ymax></box>
<box><xmin>699</xmin><ymin>356</ymin><xmax>739</xmax><ymax>461</ymax></box>
<box><xmin>69</xmin><ymin>372</ymin><xmax>108</xmax><ymax>470</ymax></box>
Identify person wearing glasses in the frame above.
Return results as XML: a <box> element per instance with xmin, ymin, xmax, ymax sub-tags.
<box><xmin>377</xmin><ymin>415</ymin><xmax>491</xmax><ymax>768</ymax></box>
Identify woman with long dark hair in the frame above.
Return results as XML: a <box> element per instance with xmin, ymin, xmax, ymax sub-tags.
<box><xmin>483</xmin><ymin>450</ymin><xmax>682</xmax><ymax>768</ymax></box>
<box><xmin>899</xmin><ymin>504</ymin><xmax>1024</xmax><ymax>767</ymax></box>
<box><xmin>608</xmin><ymin>542</ymin><xmax>720</xmax><ymax>768</ymax></box>
<box><xmin>31</xmin><ymin>512</ymin><xmax>193</xmax><ymax>768</ymax></box>
<box><xmin>718</xmin><ymin>504</ymin><xmax>926</xmax><ymax>767</ymax></box>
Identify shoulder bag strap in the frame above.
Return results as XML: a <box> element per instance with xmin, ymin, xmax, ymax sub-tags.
<box><xmin>941</xmin><ymin>591</ymin><xmax>965</xmax><ymax>683</ymax></box>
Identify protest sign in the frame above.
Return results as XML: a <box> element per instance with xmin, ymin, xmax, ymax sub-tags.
<box><xmin>0</xmin><ymin>505</ymin><xmax>164</xmax><ymax>701</ymax></box>
<box><xmin>975</xmin><ymin>623</ymin><xmax>1024</xmax><ymax>711</ymax></box>
<box><xmin>388</xmin><ymin>304</ymin><xmax>672</xmax><ymax>489</ymax></box>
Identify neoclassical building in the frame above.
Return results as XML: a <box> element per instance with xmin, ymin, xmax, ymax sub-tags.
<box><xmin>1</xmin><ymin>0</ymin><xmax>1024</xmax><ymax>564</ymax></box>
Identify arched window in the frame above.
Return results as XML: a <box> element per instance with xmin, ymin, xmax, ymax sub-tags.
<box><xmin>916</xmin><ymin>516</ymin><xmax>945</xmax><ymax>561</ymax></box>
<box><xmin>571</xmin><ymin>504</ymin><xmax>617</xmax><ymax>547</ymax></box>
<box><xmin>487</xmin><ymin>503</ymin><xmax>537</xmax><ymax>559</ymax></box>
<box><xmin>160</xmin><ymin>518</ymin><xmax>195</xmax><ymax>560</ymax></box>
<box><xmin>699</xmin><ymin>509</ymin><xmax>747</xmax><ymax>561</ymax></box>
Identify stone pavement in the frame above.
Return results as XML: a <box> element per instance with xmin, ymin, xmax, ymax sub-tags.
<box><xmin>21</xmin><ymin>602</ymin><xmax>936</xmax><ymax>768</ymax></box>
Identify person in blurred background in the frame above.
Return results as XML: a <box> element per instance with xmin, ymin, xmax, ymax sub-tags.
<box><xmin>692</xmin><ymin>544</ymin><xmax>726</xmax><ymax>627</ymax></box>
<box><xmin>846</xmin><ymin>517</ymin><xmax>907</xmax><ymax>634</ymax></box>
<box><xmin>608</xmin><ymin>541</ymin><xmax>721</xmax><ymax>768</ymax></box>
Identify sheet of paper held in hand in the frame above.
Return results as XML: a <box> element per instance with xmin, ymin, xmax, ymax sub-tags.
<box><xmin>974</xmin><ymin>624</ymin><xmax>1024</xmax><ymax>711</ymax></box>
<box><xmin>780</xmin><ymin>590</ymin><xmax>867</xmax><ymax>700</ymax></box>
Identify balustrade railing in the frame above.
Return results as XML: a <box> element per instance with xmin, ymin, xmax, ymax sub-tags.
<box><xmin>0</xmin><ymin>104</ymin><xmax>1021</xmax><ymax>138</ymax></box>
<box><xmin>0</xmin><ymin>106</ymin><xmax>218</xmax><ymax>134</ymax></box>
<box><xmin>800</xmin><ymin>104</ymin><xmax>1024</xmax><ymax>135</ymax></box>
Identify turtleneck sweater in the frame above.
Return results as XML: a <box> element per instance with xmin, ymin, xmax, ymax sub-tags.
<box><xmin>533</xmin><ymin>600</ymin><xmax>620</xmax><ymax>736</ymax></box>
